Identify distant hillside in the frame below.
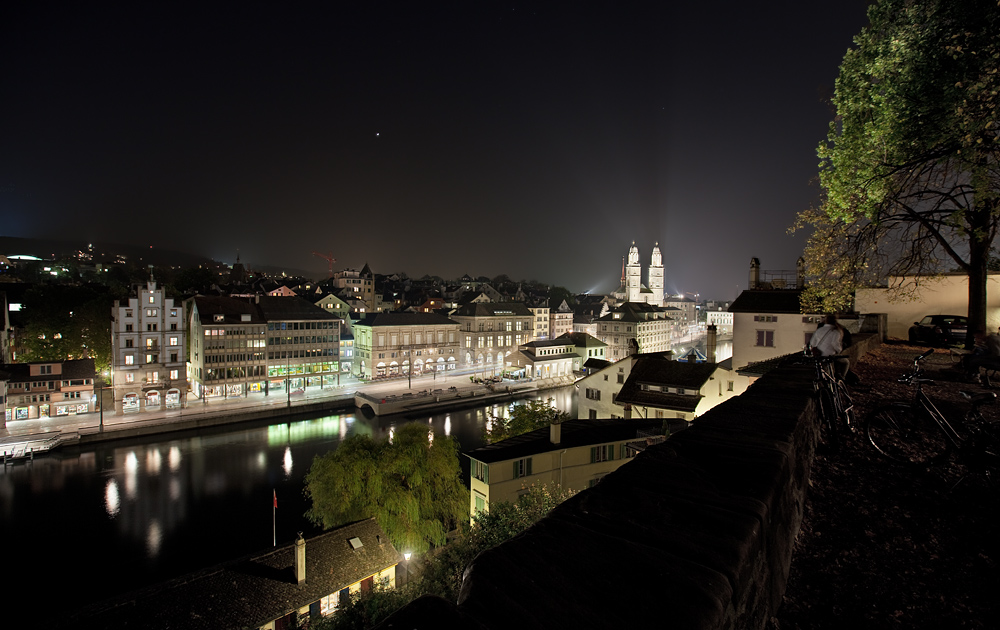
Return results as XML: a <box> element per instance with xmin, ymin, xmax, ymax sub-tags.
<box><xmin>0</xmin><ymin>236</ymin><xmax>214</xmax><ymax>268</ymax></box>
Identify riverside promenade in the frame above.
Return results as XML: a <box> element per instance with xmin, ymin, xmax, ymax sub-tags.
<box><xmin>1</xmin><ymin>369</ymin><xmax>575</xmax><ymax>461</ymax></box>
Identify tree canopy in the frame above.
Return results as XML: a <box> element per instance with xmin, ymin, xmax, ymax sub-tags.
<box><xmin>485</xmin><ymin>398</ymin><xmax>570</xmax><ymax>443</ymax></box>
<box><xmin>304</xmin><ymin>423</ymin><xmax>469</xmax><ymax>554</ymax></box>
<box><xmin>796</xmin><ymin>0</ymin><xmax>1000</xmax><ymax>337</ymax></box>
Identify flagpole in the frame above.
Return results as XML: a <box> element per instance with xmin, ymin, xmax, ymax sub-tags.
<box><xmin>273</xmin><ymin>489</ymin><xmax>277</xmax><ymax>547</ymax></box>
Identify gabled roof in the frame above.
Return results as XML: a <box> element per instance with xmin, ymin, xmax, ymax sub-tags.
<box><xmin>70</xmin><ymin>519</ymin><xmax>401</xmax><ymax>630</ymax></box>
<box><xmin>466</xmin><ymin>418</ymin><xmax>663</xmax><ymax>464</ymax></box>
<box><xmin>728</xmin><ymin>289</ymin><xmax>804</xmax><ymax>314</ymax></box>
<box><xmin>614</xmin><ymin>355</ymin><xmax>719</xmax><ymax>411</ymax></box>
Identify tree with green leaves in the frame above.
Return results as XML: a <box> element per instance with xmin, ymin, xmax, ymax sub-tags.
<box><xmin>485</xmin><ymin>398</ymin><xmax>570</xmax><ymax>443</ymax></box>
<box><xmin>304</xmin><ymin>423</ymin><xmax>469</xmax><ymax>554</ymax></box>
<box><xmin>412</xmin><ymin>482</ymin><xmax>576</xmax><ymax>604</ymax></box>
<box><xmin>795</xmin><ymin>0</ymin><xmax>999</xmax><ymax>341</ymax></box>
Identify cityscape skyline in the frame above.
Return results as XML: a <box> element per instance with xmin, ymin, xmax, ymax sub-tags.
<box><xmin>2</xmin><ymin>2</ymin><xmax>873</xmax><ymax>299</ymax></box>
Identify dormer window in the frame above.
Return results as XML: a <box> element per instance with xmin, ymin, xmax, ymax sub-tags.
<box><xmin>213</xmin><ymin>314</ymin><xmax>225</xmax><ymax>323</ymax></box>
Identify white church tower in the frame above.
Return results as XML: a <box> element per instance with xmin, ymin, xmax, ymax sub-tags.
<box><xmin>626</xmin><ymin>242</ymin><xmax>642</xmax><ymax>302</ymax></box>
<box><xmin>649</xmin><ymin>242</ymin><xmax>664</xmax><ymax>305</ymax></box>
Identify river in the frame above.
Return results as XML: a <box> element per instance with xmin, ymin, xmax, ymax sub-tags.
<box><xmin>0</xmin><ymin>387</ymin><xmax>576</xmax><ymax>621</ymax></box>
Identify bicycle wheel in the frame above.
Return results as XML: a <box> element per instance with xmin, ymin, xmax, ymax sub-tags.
<box><xmin>818</xmin><ymin>387</ymin><xmax>841</xmax><ymax>450</ymax></box>
<box><xmin>836</xmin><ymin>381</ymin><xmax>856</xmax><ymax>434</ymax></box>
<box><xmin>865</xmin><ymin>403</ymin><xmax>951</xmax><ymax>466</ymax></box>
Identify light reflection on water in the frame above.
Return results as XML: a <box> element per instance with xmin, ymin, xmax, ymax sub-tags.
<box><xmin>1</xmin><ymin>386</ymin><xmax>577</xmax><ymax>620</ymax></box>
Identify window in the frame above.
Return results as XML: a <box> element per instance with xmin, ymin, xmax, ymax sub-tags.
<box><xmin>727</xmin><ymin>381</ymin><xmax>734</xmax><ymax>391</ymax></box>
<box><xmin>590</xmin><ymin>444</ymin><xmax>615</xmax><ymax>463</ymax></box>
<box><xmin>125</xmin><ymin>373</ymin><xmax>134</xmax><ymax>383</ymax></box>
<box><xmin>125</xmin><ymin>355</ymin><xmax>135</xmax><ymax>365</ymax></box>
<box><xmin>512</xmin><ymin>457</ymin><xmax>532</xmax><ymax>479</ymax></box>
<box><xmin>474</xmin><ymin>493</ymin><xmax>486</xmax><ymax>514</ymax></box>
<box><xmin>617</xmin><ymin>373</ymin><xmax>624</xmax><ymax>384</ymax></box>
<box><xmin>125</xmin><ymin>324</ymin><xmax>133</xmax><ymax>332</ymax></box>
<box><xmin>125</xmin><ymin>309</ymin><xmax>133</xmax><ymax>318</ymax></box>
<box><xmin>472</xmin><ymin>460</ymin><xmax>489</xmax><ymax>483</ymax></box>
<box><xmin>585</xmin><ymin>388</ymin><xmax>601</xmax><ymax>401</ymax></box>
<box><xmin>125</xmin><ymin>339</ymin><xmax>133</xmax><ymax>348</ymax></box>
<box><xmin>169</xmin><ymin>337</ymin><xmax>179</xmax><ymax>346</ymax></box>
<box><xmin>755</xmin><ymin>330</ymin><xmax>774</xmax><ymax>347</ymax></box>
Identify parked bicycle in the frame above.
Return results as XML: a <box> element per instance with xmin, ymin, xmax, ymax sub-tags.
<box><xmin>805</xmin><ymin>352</ymin><xmax>856</xmax><ymax>449</ymax></box>
<box><xmin>865</xmin><ymin>349</ymin><xmax>1000</xmax><ymax>488</ymax></box>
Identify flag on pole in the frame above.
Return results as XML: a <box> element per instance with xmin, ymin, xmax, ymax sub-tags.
<box><xmin>273</xmin><ymin>489</ymin><xmax>278</xmax><ymax>509</ymax></box>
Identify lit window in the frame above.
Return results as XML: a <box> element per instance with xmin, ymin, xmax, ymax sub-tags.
<box><xmin>125</xmin><ymin>355</ymin><xmax>135</xmax><ymax>365</ymax></box>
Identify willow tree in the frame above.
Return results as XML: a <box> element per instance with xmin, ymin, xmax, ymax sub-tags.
<box><xmin>304</xmin><ymin>422</ymin><xmax>469</xmax><ymax>554</ymax></box>
<box><xmin>797</xmin><ymin>0</ymin><xmax>1000</xmax><ymax>340</ymax></box>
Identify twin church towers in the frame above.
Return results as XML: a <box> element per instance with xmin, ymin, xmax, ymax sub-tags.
<box><xmin>617</xmin><ymin>241</ymin><xmax>664</xmax><ymax>306</ymax></box>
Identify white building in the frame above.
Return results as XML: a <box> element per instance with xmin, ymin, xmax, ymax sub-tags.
<box><xmin>855</xmin><ymin>272</ymin><xmax>1000</xmax><ymax>339</ymax></box>
<box><xmin>706</xmin><ymin>309</ymin><xmax>734</xmax><ymax>337</ymax></box>
<box><xmin>111</xmin><ymin>279</ymin><xmax>187</xmax><ymax>414</ymax></box>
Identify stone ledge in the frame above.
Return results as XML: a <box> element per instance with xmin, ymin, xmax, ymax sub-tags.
<box><xmin>381</xmin><ymin>359</ymin><xmax>830</xmax><ymax>630</ymax></box>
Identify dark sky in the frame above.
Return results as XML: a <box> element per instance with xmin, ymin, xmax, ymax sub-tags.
<box><xmin>1</xmin><ymin>1</ymin><xmax>872</xmax><ymax>299</ymax></box>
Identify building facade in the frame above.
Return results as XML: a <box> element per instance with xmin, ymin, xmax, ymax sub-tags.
<box><xmin>466</xmin><ymin>418</ymin><xmax>663</xmax><ymax>519</ymax></box>
<box><xmin>111</xmin><ymin>280</ymin><xmax>187</xmax><ymax>414</ymax></box>
<box><xmin>2</xmin><ymin>359</ymin><xmax>96</xmax><ymax>422</ymax></box>
<box><xmin>596</xmin><ymin>302</ymin><xmax>673</xmax><ymax>362</ymax></box>
<box><xmin>187</xmin><ymin>296</ymin><xmax>268</xmax><ymax>401</ymax></box>
<box><xmin>352</xmin><ymin>312</ymin><xmax>460</xmax><ymax>380</ymax></box>
<box><xmin>451</xmin><ymin>302</ymin><xmax>534</xmax><ymax>370</ymax></box>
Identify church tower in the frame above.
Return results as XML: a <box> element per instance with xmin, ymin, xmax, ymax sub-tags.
<box><xmin>649</xmin><ymin>242</ymin><xmax>664</xmax><ymax>305</ymax></box>
<box><xmin>626</xmin><ymin>242</ymin><xmax>642</xmax><ymax>302</ymax></box>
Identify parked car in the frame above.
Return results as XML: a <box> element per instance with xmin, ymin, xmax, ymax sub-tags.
<box><xmin>908</xmin><ymin>315</ymin><xmax>968</xmax><ymax>346</ymax></box>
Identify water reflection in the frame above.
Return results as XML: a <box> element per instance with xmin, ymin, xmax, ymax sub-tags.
<box><xmin>105</xmin><ymin>479</ymin><xmax>120</xmax><ymax>517</ymax></box>
<box><xmin>2</xmin><ymin>386</ymin><xmax>578</xmax><ymax>620</ymax></box>
<box><xmin>283</xmin><ymin>447</ymin><xmax>293</xmax><ymax>479</ymax></box>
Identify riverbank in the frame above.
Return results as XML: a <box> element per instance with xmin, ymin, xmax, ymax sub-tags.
<box><xmin>1</xmin><ymin>373</ymin><xmax>577</xmax><ymax>461</ymax></box>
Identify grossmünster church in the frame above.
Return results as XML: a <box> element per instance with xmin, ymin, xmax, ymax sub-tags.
<box><xmin>612</xmin><ymin>242</ymin><xmax>665</xmax><ymax>306</ymax></box>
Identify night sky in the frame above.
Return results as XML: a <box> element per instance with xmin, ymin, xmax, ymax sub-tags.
<box><xmin>2</xmin><ymin>1</ymin><xmax>872</xmax><ymax>299</ymax></box>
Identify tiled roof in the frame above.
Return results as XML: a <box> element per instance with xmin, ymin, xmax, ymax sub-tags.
<box><xmin>254</xmin><ymin>296</ymin><xmax>340</xmax><ymax>321</ymax></box>
<box><xmin>466</xmin><ymin>418</ymin><xmax>663</xmax><ymax>464</ymax></box>
<box><xmin>613</xmin><ymin>355</ymin><xmax>717</xmax><ymax>410</ymax></box>
<box><xmin>354</xmin><ymin>312</ymin><xmax>458</xmax><ymax>327</ymax></box>
<box><xmin>557</xmin><ymin>332</ymin><xmax>606</xmax><ymax>348</ymax></box>
<box><xmin>192</xmin><ymin>296</ymin><xmax>266</xmax><ymax>325</ymax></box>
<box><xmin>452</xmin><ymin>302</ymin><xmax>532</xmax><ymax>317</ymax></box>
<box><xmin>0</xmin><ymin>358</ymin><xmax>95</xmax><ymax>383</ymax></box>
<box><xmin>68</xmin><ymin>519</ymin><xmax>402</xmax><ymax>630</ymax></box>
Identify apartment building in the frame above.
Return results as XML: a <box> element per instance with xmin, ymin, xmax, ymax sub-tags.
<box><xmin>111</xmin><ymin>279</ymin><xmax>187</xmax><ymax>414</ymax></box>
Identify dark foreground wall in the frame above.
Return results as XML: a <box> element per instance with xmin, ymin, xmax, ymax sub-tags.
<box><xmin>380</xmin><ymin>360</ymin><xmax>825</xmax><ymax>630</ymax></box>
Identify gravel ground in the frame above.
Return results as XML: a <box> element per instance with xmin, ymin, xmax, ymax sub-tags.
<box><xmin>773</xmin><ymin>342</ymin><xmax>999</xmax><ymax>630</ymax></box>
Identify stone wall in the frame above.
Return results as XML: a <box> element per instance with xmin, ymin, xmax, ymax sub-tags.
<box><xmin>380</xmin><ymin>357</ymin><xmax>832</xmax><ymax>629</ymax></box>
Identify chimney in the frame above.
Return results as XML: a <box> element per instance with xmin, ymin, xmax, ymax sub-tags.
<box><xmin>550</xmin><ymin>419</ymin><xmax>562</xmax><ymax>445</ymax></box>
<box><xmin>295</xmin><ymin>532</ymin><xmax>306</xmax><ymax>584</ymax></box>
<box><xmin>749</xmin><ymin>257</ymin><xmax>760</xmax><ymax>290</ymax></box>
<box><xmin>707</xmin><ymin>324</ymin><xmax>717</xmax><ymax>364</ymax></box>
